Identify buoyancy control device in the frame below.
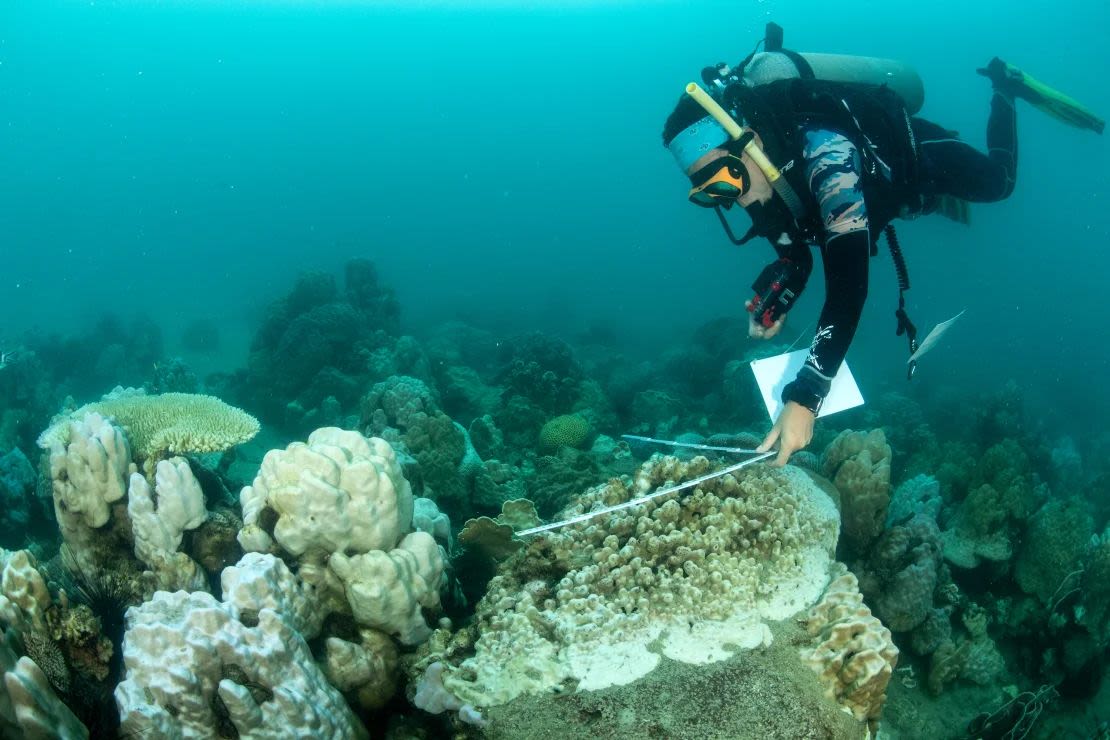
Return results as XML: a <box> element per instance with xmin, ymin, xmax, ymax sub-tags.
<box><xmin>691</xmin><ymin>22</ymin><xmax>927</xmax><ymax>376</ymax></box>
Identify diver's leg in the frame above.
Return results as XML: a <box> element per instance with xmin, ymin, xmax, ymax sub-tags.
<box><xmin>912</xmin><ymin>91</ymin><xmax>1017</xmax><ymax>204</ymax></box>
<box><xmin>983</xmin><ymin>89</ymin><xmax>1018</xmax><ymax>198</ymax></box>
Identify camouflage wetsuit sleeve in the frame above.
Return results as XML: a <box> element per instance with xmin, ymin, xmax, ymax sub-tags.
<box><xmin>784</xmin><ymin>128</ymin><xmax>871</xmax><ymax>409</ymax></box>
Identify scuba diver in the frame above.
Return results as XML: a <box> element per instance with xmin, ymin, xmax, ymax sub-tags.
<box><xmin>662</xmin><ymin>24</ymin><xmax>1104</xmax><ymax>467</ymax></box>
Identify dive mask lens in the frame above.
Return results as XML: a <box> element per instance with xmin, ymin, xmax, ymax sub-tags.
<box><xmin>687</xmin><ymin>155</ymin><xmax>750</xmax><ymax>208</ymax></box>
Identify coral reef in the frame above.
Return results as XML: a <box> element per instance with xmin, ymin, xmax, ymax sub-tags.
<box><xmin>940</xmin><ymin>439</ymin><xmax>1044</xmax><ymax>569</ymax></box>
<box><xmin>859</xmin><ymin>513</ymin><xmax>942</xmax><ymax>633</ymax></box>
<box><xmin>0</xmin><ymin>447</ymin><xmax>47</xmax><ymax>548</ymax></box>
<box><xmin>241</xmin><ymin>261</ymin><xmax>407</xmax><ymax>426</ymax></box>
<box><xmin>1014</xmin><ymin>497</ymin><xmax>1093</xmax><ymax>604</ymax></box>
<box><xmin>419</xmin><ymin>455</ymin><xmax>841</xmax><ymax>712</ymax></box>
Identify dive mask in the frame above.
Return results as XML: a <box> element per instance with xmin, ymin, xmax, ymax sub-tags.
<box><xmin>686</xmin><ymin>134</ymin><xmax>754</xmax><ymax>208</ymax></box>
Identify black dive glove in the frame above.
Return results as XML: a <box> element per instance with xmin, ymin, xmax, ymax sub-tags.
<box><xmin>748</xmin><ymin>258</ymin><xmax>809</xmax><ymax>329</ymax></box>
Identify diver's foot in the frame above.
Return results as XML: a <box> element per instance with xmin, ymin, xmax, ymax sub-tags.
<box><xmin>976</xmin><ymin>57</ymin><xmax>1024</xmax><ymax>97</ymax></box>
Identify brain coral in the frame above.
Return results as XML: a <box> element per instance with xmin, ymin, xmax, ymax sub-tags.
<box><xmin>538</xmin><ymin>414</ymin><xmax>591</xmax><ymax>451</ymax></box>
<box><xmin>428</xmin><ymin>454</ymin><xmax>840</xmax><ymax>709</ymax></box>
<box><xmin>38</xmin><ymin>389</ymin><xmax>259</xmax><ymax>460</ymax></box>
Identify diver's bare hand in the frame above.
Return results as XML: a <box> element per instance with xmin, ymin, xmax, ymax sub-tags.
<box><xmin>745</xmin><ymin>301</ymin><xmax>785</xmax><ymax>339</ymax></box>
<box><xmin>757</xmin><ymin>401</ymin><xmax>815</xmax><ymax>467</ymax></box>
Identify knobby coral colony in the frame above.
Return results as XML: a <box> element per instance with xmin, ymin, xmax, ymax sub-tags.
<box><xmin>2</xmin><ymin>268</ymin><xmax>1109</xmax><ymax>739</ymax></box>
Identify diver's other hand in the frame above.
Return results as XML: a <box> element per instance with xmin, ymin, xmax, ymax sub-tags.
<box><xmin>757</xmin><ymin>401</ymin><xmax>815</xmax><ymax>467</ymax></box>
<box><xmin>745</xmin><ymin>301</ymin><xmax>785</xmax><ymax>339</ymax></box>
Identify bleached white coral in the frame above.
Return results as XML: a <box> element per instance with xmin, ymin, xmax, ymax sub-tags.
<box><xmin>1</xmin><ymin>642</ymin><xmax>87</xmax><ymax>740</ymax></box>
<box><xmin>0</xmin><ymin>550</ymin><xmax>51</xmax><ymax>633</ymax></box>
<box><xmin>44</xmin><ymin>413</ymin><xmax>133</xmax><ymax>530</ymax></box>
<box><xmin>237</xmin><ymin>429</ymin><xmax>444</xmax><ymax>643</ymax></box>
<box><xmin>238</xmin><ymin>427</ymin><xmax>414</xmax><ymax>557</ymax></box>
<box><xmin>221</xmin><ymin>552</ymin><xmax>323</xmax><ymax>640</ymax></box>
<box><xmin>127</xmin><ymin>457</ymin><xmax>208</xmax><ymax>592</ymax></box>
<box><xmin>434</xmin><ymin>458</ymin><xmax>840</xmax><ymax>709</ymax></box>
<box><xmin>329</xmin><ymin>531</ymin><xmax>444</xmax><ymax>645</ymax></box>
<box><xmin>115</xmin><ymin>588</ymin><xmax>366</xmax><ymax>739</ymax></box>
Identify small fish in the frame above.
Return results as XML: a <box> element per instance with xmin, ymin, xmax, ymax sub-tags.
<box><xmin>0</xmin><ymin>350</ymin><xmax>16</xmax><ymax>369</ymax></box>
<box><xmin>908</xmin><ymin>310</ymin><xmax>966</xmax><ymax>365</ymax></box>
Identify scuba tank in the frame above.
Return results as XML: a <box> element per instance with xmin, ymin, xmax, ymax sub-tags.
<box><xmin>741</xmin><ymin>52</ymin><xmax>924</xmax><ymax>115</ymax></box>
<box><xmin>696</xmin><ymin>22</ymin><xmax>928</xmax><ymax>243</ymax></box>
<box><xmin>701</xmin><ymin>22</ymin><xmax>925</xmax><ymax>115</ymax></box>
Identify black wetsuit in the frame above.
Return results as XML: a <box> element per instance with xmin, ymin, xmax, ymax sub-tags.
<box><xmin>778</xmin><ymin>89</ymin><xmax>1018</xmax><ymax>412</ymax></box>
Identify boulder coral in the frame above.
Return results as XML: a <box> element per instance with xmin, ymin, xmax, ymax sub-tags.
<box><xmin>415</xmin><ymin>455</ymin><xmax>841</xmax><ymax>714</ymax></box>
<box><xmin>538</xmin><ymin>414</ymin><xmax>590</xmax><ymax>452</ymax></box>
<box><xmin>1013</xmin><ymin>497</ymin><xmax>1093</xmax><ymax>604</ymax></box>
<box><xmin>801</xmin><ymin>570</ymin><xmax>899</xmax><ymax>730</ymax></box>
<box><xmin>238</xmin><ymin>428</ymin><xmax>444</xmax><ymax>645</ymax></box>
<box><xmin>821</xmin><ymin>429</ymin><xmax>892</xmax><ymax>553</ymax></box>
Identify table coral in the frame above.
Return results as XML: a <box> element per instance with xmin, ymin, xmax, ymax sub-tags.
<box><xmin>39</xmin><ymin>389</ymin><xmax>259</xmax><ymax>462</ymax></box>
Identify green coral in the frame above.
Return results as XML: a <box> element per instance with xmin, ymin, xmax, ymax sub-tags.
<box><xmin>1014</xmin><ymin>498</ymin><xmax>1093</xmax><ymax>604</ymax></box>
<box><xmin>538</xmin><ymin>414</ymin><xmax>590</xmax><ymax>451</ymax></box>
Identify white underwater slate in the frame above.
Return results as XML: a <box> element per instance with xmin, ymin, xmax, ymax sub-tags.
<box><xmin>750</xmin><ymin>349</ymin><xmax>864</xmax><ymax>421</ymax></box>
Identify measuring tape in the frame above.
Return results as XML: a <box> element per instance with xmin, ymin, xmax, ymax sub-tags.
<box><xmin>514</xmin><ymin>449</ymin><xmax>773</xmax><ymax>538</ymax></box>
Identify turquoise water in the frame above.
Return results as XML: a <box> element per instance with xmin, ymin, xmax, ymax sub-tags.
<box><xmin>1</xmin><ymin>1</ymin><xmax>1109</xmax><ymax>737</ymax></box>
<box><xmin>4</xmin><ymin>1</ymin><xmax>1107</xmax><ymax>423</ymax></box>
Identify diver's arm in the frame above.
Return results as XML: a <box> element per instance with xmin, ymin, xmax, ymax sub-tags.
<box><xmin>782</xmin><ymin>129</ymin><xmax>871</xmax><ymax>413</ymax></box>
<box><xmin>746</xmin><ymin>239</ymin><xmax>814</xmax><ymax>339</ymax></box>
<box><xmin>783</xmin><ymin>230</ymin><xmax>870</xmax><ymax>411</ymax></box>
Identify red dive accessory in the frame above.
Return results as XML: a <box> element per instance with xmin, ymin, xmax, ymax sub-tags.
<box><xmin>748</xmin><ymin>258</ymin><xmax>806</xmax><ymax>329</ymax></box>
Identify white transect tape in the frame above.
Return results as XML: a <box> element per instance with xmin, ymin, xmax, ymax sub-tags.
<box><xmin>621</xmin><ymin>434</ymin><xmax>761</xmax><ymax>455</ymax></box>
<box><xmin>514</xmin><ymin>451</ymin><xmax>774</xmax><ymax>538</ymax></box>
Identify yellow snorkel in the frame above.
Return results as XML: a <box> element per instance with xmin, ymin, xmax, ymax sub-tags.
<box><xmin>684</xmin><ymin>82</ymin><xmax>805</xmax><ymax>217</ymax></box>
